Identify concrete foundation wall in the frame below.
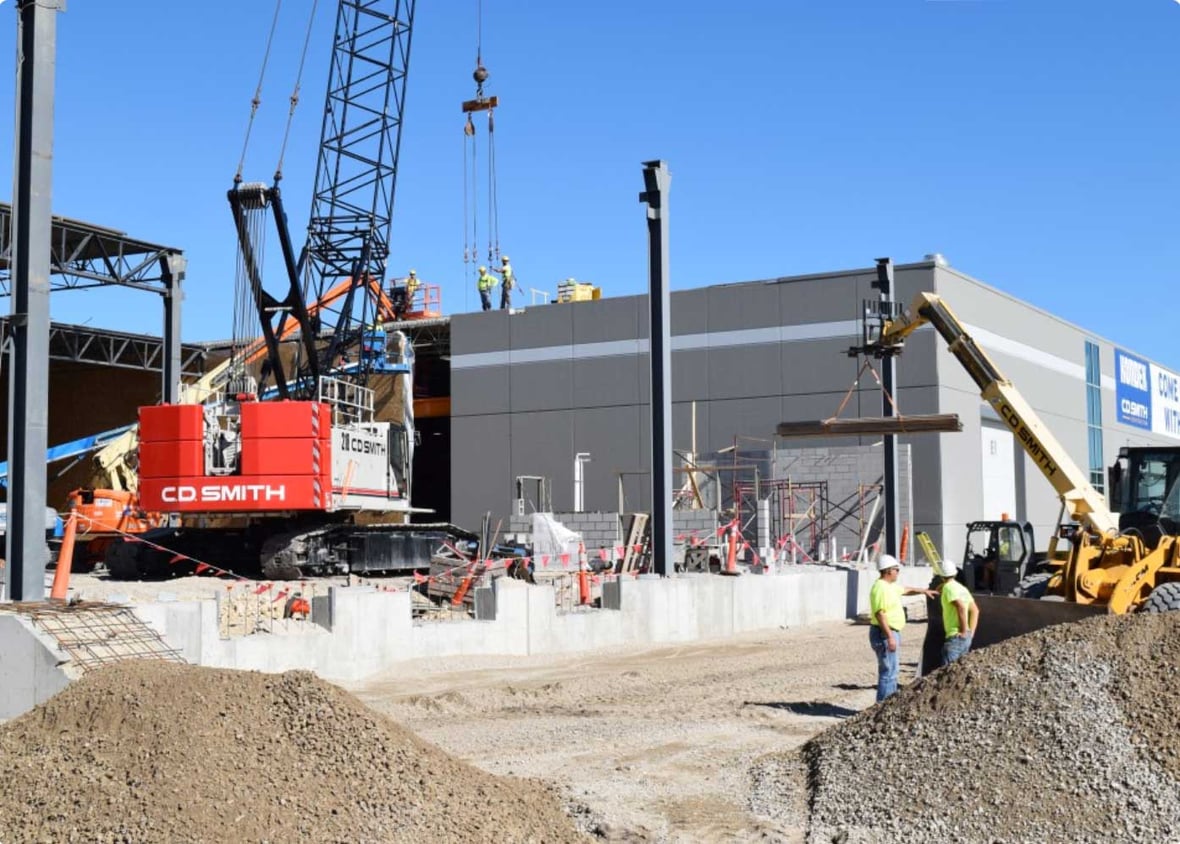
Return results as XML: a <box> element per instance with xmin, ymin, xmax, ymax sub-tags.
<box><xmin>0</xmin><ymin>566</ymin><xmax>930</xmax><ymax>717</ymax></box>
<box><xmin>131</xmin><ymin>566</ymin><xmax>930</xmax><ymax>684</ymax></box>
<box><xmin>0</xmin><ymin>614</ymin><xmax>75</xmax><ymax>720</ymax></box>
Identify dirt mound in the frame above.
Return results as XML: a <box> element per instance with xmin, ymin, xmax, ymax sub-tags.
<box><xmin>0</xmin><ymin>661</ymin><xmax>585</xmax><ymax>843</ymax></box>
<box><xmin>798</xmin><ymin>612</ymin><xmax>1180</xmax><ymax>843</ymax></box>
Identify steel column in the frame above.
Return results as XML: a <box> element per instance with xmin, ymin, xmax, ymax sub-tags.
<box><xmin>640</xmin><ymin>161</ymin><xmax>673</xmax><ymax>576</ymax></box>
<box><xmin>874</xmin><ymin>257</ymin><xmax>900</xmax><ymax>559</ymax></box>
<box><xmin>8</xmin><ymin>0</ymin><xmax>64</xmax><ymax>601</ymax></box>
<box><xmin>161</xmin><ymin>252</ymin><xmax>185</xmax><ymax>404</ymax></box>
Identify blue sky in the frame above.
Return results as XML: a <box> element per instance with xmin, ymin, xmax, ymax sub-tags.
<box><xmin>0</xmin><ymin>1</ymin><xmax>1177</xmax><ymax>363</ymax></box>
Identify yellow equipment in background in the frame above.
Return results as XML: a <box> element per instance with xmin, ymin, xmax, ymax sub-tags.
<box><xmin>557</xmin><ymin>279</ymin><xmax>601</xmax><ymax>303</ymax></box>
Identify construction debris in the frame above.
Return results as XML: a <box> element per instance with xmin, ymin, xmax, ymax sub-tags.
<box><xmin>797</xmin><ymin>612</ymin><xmax>1180</xmax><ymax>843</ymax></box>
<box><xmin>0</xmin><ymin>660</ymin><xmax>585</xmax><ymax>843</ymax></box>
<box><xmin>775</xmin><ymin>413</ymin><xmax>962</xmax><ymax>438</ymax></box>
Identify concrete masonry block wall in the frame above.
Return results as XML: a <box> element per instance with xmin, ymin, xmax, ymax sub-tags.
<box><xmin>508</xmin><ymin>510</ymin><xmax>721</xmax><ymax>556</ymax></box>
<box><xmin>774</xmin><ymin>445</ymin><xmax>914</xmax><ymax>564</ymax></box>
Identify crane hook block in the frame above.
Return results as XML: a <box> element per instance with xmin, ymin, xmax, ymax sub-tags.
<box><xmin>473</xmin><ymin>64</ymin><xmax>489</xmax><ymax>85</ymax></box>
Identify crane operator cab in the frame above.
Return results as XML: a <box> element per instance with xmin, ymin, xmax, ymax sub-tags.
<box><xmin>1108</xmin><ymin>447</ymin><xmax>1180</xmax><ymax>549</ymax></box>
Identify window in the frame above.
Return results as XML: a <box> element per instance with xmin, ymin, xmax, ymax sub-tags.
<box><xmin>1085</xmin><ymin>340</ymin><xmax>1104</xmax><ymax>493</ymax></box>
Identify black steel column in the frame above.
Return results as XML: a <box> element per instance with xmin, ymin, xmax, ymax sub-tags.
<box><xmin>8</xmin><ymin>0</ymin><xmax>64</xmax><ymax>601</ymax></box>
<box><xmin>874</xmin><ymin>257</ymin><xmax>900</xmax><ymax>559</ymax></box>
<box><xmin>161</xmin><ymin>252</ymin><xmax>186</xmax><ymax>403</ymax></box>
<box><xmin>640</xmin><ymin>161</ymin><xmax>672</xmax><ymax>576</ymax></box>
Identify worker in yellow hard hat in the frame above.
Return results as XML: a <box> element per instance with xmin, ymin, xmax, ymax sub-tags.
<box><xmin>492</xmin><ymin>255</ymin><xmax>515</xmax><ymax>310</ymax></box>
<box><xmin>477</xmin><ymin>265</ymin><xmax>496</xmax><ymax>311</ymax></box>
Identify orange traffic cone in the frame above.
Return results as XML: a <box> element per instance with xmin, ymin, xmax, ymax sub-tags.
<box><xmin>721</xmin><ymin>520</ymin><xmax>741</xmax><ymax>577</ymax></box>
<box><xmin>452</xmin><ymin>575</ymin><xmax>474</xmax><ymax>606</ymax></box>
<box><xmin>50</xmin><ymin>509</ymin><xmax>78</xmax><ymax>601</ymax></box>
<box><xmin>578</xmin><ymin>569</ymin><xmax>591</xmax><ymax>605</ymax></box>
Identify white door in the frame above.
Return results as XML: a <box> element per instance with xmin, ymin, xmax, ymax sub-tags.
<box><xmin>980</xmin><ymin>423</ymin><xmax>1017</xmax><ymax>521</ymax></box>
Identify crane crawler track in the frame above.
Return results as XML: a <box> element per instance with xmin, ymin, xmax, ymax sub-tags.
<box><xmin>105</xmin><ymin>522</ymin><xmax>479</xmax><ymax>582</ymax></box>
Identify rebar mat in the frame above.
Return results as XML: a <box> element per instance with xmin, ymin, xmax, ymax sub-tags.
<box><xmin>12</xmin><ymin>604</ymin><xmax>185</xmax><ymax>671</ymax></box>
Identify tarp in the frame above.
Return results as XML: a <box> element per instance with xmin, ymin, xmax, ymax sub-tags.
<box><xmin>531</xmin><ymin>513</ymin><xmax>582</xmax><ymax>569</ymax></box>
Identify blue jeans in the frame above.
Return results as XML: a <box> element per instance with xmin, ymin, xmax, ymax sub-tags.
<box><xmin>479</xmin><ymin>289</ymin><xmax>492</xmax><ymax>311</ymax></box>
<box><xmin>870</xmin><ymin>626</ymin><xmax>900</xmax><ymax>702</ymax></box>
<box><xmin>942</xmin><ymin>633</ymin><xmax>972</xmax><ymax>666</ymax></box>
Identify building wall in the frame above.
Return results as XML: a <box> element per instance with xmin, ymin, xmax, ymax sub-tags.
<box><xmin>450</xmin><ymin>259</ymin><xmax>1180</xmax><ymax>558</ymax></box>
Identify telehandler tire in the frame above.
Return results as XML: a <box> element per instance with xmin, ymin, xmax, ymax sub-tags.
<box><xmin>1143</xmin><ymin>582</ymin><xmax>1180</xmax><ymax>613</ymax></box>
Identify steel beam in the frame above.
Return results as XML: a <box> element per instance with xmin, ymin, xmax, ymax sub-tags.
<box><xmin>874</xmin><ymin>258</ymin><xmax>901</xmax><ymax>559</ymax></box>
<box><xmin>776</xmin><ymin>414</ymin><xmax>962</xmax><ymax>438</ymax></box>
<box><xmin>8</xmin><ymin>0</ymin><xmax>64</xmax><ymax>601</ymax></box>
<box><xmin>640</xmin><ymin>161</ymin><xmax>673</xmax><ymax>576</ymax></box>
<box><xmin>161</xmin><ymin>252</ymin><xmax>185</xmax><ymax>403</ymax></box>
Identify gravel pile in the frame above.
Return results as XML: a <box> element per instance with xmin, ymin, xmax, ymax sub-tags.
<box><xmin>800</xmin><ymin>612</ymin><xmax>1180</xmax><ymax>844</ymax></box>
<box><xmin>0</xmin><ymin>661</ymin><xmax>585</xmax><ymax>843</ymax></box>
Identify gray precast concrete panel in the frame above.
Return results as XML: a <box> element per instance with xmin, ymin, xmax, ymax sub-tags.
<box><xmin>511</xmin><ymin>409</ymin><xmax>574</xmax><ymax>511</ymax></box>
<box><xmin>448</xmin><ymin>259</ymin><xmax>1179</xmax><ymax>548</ymax></box>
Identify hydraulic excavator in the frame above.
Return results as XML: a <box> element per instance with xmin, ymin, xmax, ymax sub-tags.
<box><xmin>869</xmin><ymin>292</ymin><xmax>1180</xmax><ymax>666</ymax></box>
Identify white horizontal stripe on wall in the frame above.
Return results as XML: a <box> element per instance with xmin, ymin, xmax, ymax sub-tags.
<box><xmin>451</xmin><ymin>318</ymin><xmax>1117</xmax><ymax>391</ymax></box>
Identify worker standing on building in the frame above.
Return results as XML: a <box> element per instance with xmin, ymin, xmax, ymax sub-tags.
<box><xmin>934</xmin><ymin>559</ymin><xmax>979</xmax><ymax>666</ymax></box>
<box><xmin>477</xmin><ymin>265</ymin><xmax>496</xmax><ymax>311</ymax></box>
<box><xmin>869</xmin><ymin>554</ymin><xmax>936</xmax><ymax>702</ymax></box>
<box><xmin>493</xmin><ymin>255</ymin><xmax>515</xmax><ymax>310</ymax></box>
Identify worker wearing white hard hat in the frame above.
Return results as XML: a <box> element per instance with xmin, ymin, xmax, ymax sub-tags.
<box><xmin>868</xmin><ymin>553</ymin><xmax>937</xmax><ymax>702</ymax></box>
<box><xmin>476</xmin><ymin>265</ymin><xmax>496</xmax><ymax>312</ymax></box>
<box><xmin>935</xmin><ymin>559</ymin><xmax>979</xmax><ymax>666</ymax></box>
<box><xmin>492</xmin><ymin>254</ymin><xmax>515</xmax><ymax>310</ymax></box>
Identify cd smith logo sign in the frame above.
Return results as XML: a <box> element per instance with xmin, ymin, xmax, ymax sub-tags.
<box><xmin>1116</xmin><ymin>350</ymin><xmax>1151</xmax><ymax>430</ymax></box>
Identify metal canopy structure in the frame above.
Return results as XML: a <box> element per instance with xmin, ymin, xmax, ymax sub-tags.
<box><xmin>0</xmin><ymin>200</ymin><xmax>188</xmax><ymax>404</ymax></box>
<box><xmin>0</xmin><ymin>202</ymin><xmax>184</xmax><ymax>295</ymax></box>
<box><xmin>0</xmin><ymin>318</ymin><xmax>205</xmax><ymax>376</ymax></box>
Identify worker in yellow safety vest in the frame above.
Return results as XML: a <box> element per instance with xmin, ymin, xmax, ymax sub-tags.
<box><xmin>390</xmin><ymin>269</ymin><xmax>419</xmax><ymax>321</ymax></box>
<box><xmin>493</xmin><ymin>255</ymin><xmax>515</xmax><ymax>310</ymax></box>
<box><xmin>934</xmin><ymin>559</ymin><xmax>979</xmax><ymax>666</ymax></box>
<box><xmin>869</xmin><ymin>554</ymin><xmax>936</xmax><ymax>702</ymax></box>
<box><xmin>405</xmin><ymin>269</ymin><xmax>421</xmax><ymax>303</ymax></box>
<box><xmin>477</xmin><ymin>265</ymin><xmax>496</xmax><ymax>311</ymax></box>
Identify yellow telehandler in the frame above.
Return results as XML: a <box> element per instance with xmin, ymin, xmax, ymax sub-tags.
<box><xmin>871</xmin><ymin>293</ymin><xmax>1180</xmax><ymax>665</ymax></box>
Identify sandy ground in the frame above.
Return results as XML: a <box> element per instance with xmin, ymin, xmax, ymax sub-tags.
<box><xmin>62</xmin><ymin>571</ymin><xmax>927</xmax><ymax>840</ymax></box>
<box><xmin>352</xmin><ymin>619</ymin><xmax>927</xmax><ymax>843</ymax></box>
